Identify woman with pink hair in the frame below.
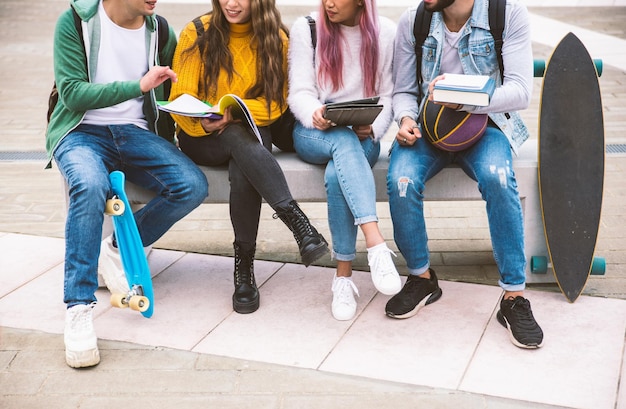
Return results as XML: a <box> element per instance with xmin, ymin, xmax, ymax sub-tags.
<box><xmin>288</xmin><ymin>0</ymin><xmax>398</xmax><ymax>321</ymax></box>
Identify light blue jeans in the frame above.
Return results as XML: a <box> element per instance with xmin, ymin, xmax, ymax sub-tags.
<box><xmin>386</xmin><ymin>125</ymin><xmax>526</xmax><ymax>291</ymax></box>
<box><xmin>54</xmin><ymin>124</ymin><xmax>208</xmax><ymax>307</ymax></box>
<box><xmin>293</xmin><ymin>122</ymin><xmax>380</xmax><ymax>261</ymax></box>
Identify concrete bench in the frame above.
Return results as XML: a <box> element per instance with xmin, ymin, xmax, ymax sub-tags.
<box><xmin>120</xmin><ymin>139</ymin><xmax>550</xmax><ymax>283</ymax></box>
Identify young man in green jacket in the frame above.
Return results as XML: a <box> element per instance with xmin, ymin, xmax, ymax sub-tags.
<box><xmin>47</xmin><ymin>0</ymin><xmax>208</xmax><ymax>368</ymax></box>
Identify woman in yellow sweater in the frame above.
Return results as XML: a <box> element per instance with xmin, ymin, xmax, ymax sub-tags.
<box><xmin>170</xmin><ymin>0</ymin><xmax>329</xmax><ymax>314</ymax></box>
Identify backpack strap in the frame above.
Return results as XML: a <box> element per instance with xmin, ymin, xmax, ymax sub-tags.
<box><xmin>305</xmin><ymin>16</ymin><xmax>317</xmax><ymax>50</ymax></box>
<box><xmin>193</xmin><ymin>15</ymin><xmax>207</xmax><ymax>56</ymax></box>
<box><xmin>489</xmin><ymin>0</ymin><xmax>506</xmax><ymax>83</ymax></box>
<box><xmin>412</xmin><ymin>1</ymin><xmax>432</xmax><ymax>102</ymax></box>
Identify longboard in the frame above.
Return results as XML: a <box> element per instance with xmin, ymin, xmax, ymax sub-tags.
<box><xmin>106</xmin><ymin>171</ymin><xmax>154</xmax><ymax>317</ymax></box>
<box><xmin>536</xmin><ymin>32</ymin><xmax>605</xmax><ymax>302</ymax></box>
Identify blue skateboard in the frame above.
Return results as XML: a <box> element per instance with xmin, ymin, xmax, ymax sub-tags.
<box><xmin>105</xmin><ymin>171</ymin><xmax>154</xmax><ymax>318</ymax></box>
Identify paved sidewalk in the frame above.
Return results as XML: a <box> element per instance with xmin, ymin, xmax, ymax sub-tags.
<box><xmin>1</xmin><ymin>1</ymin><xmax>625</xmax><ymax>409</ymax></box>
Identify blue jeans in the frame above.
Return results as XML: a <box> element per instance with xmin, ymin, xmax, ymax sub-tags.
<box><xmin>293</xmin><ymin>122</ymin><xmax>380</xmax><ymax>261</ymax></box>
<box><xmin>386</xmin><ymin>125</ymin><xmax>526</xmax><ymax>291</ymax></box>
<box><xmin>54</xmin><ymin>124</ymin><xmax>208</xmax><ymax>306</ymax></box>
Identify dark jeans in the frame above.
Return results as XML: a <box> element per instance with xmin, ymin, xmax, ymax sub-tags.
<box><xmin>178</xmin><ymin>123</ymin><xmax>293</xmax><ymax>244</ymax></box>
<box><xmin>54</xmin><ymin>124</ymin><xmax>208</xmax><ymax>306</ymax></box>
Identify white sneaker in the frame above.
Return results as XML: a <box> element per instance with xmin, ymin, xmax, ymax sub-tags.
<box><xmin>64</xmin><ymin>303</ymin><xmax>100</xmax><ymax>368</ymax></box>
<box><xmin>367</xmin><ymin>243</ymin><xmax>402</xmax><ymax>295</ymax></box>
<box><xmin>331</xmin><ymin>275</ymin><xmax>359</xmax><ymax>321</ymax></box>
<box><xmin>98</xmin><ymin>235</ymin><xmax>129</xmax><ymax>294</ymax></box>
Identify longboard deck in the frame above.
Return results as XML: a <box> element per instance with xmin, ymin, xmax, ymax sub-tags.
<box><xmin>109</xmin><ymin>171</ymin><xmax>155</xmax><ymax>317</ymax></box>
<box><xmin>538</xmin><ymin>32</ymin><xmax>604</xmax><ymax>302</ymax></box>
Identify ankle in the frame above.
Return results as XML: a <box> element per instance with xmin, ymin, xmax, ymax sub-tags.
<box><xmin>367</xmin><ymin>242</ymin><xmax>388</xmax><ymax>252</ymax></box>
<box><xmin>504</xmin><ymin>291</ymin><xmax>524</xmax><ymax>300</ymax></box>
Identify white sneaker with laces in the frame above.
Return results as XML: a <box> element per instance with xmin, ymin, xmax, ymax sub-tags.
<box><xmin>98</xmin><ymin>235</ymin><xmax>129</xmax><ymax>294</ymax></box>
<box><xmin>367</xmin><ymin>243</ymin><xmax>401</xmax><ymax>295</ymax></box>
<box><xmin>64</xmin><ymin>303</ymin><xmax>100</xmax><ymax>368</ymax></box>
<box><xmin>331</xmin><ymin>275</ymin><xmax>359</xmax><ymax>321</ymax></box>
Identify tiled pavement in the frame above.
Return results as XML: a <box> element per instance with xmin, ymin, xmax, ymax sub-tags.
<box><xmin>1</xmin><ymin>1</ymin><xmax>626</xmax><ymax>408</ymax></box>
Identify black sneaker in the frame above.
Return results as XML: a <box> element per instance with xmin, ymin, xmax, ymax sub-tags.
<box><xmin>496</xmin><ymin>296</ymin><xmax>544</xmax><ymax>349</ymax></box>
<box><xmin>385</xmin><ymin>269</ymin><xmax>443</xmax><ymax>319</ymax></box>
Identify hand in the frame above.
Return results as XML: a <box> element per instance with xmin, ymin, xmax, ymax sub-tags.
<box><xmin>139</xmin><ymin>66</ymin><xmax>177</xmax><ymax>93</ymax></box>
<box><xmin>312</xmin><ymin>106</ymin><xmax>334</xmax><ymax>130</ymax></box>
<box><xmin>397</xmin><ymin>116</ymin><xmax>420</xmax><ymax>146</ymax></box>
<box><xmin>428</xmin><ymin>74</ymin><xmax>463</xmax><ymax>110</ymax></box>
<box><xmin>352</xmin><ymin>125</ymin><xmax>373</xmax><ymax>141</ymax></box>
<box><xmin>200</xmin><ymin>106</ymin><xmax>235</xmax><ymax>135</ymax></box>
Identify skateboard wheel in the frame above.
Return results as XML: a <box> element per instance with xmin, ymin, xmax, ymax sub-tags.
<box><xmin>110</xmin><ymin>293</ymin><xmax>129</xmax><ymax>308</ymax></box>
<box><xmin>129</xmin><ymin>296</ymin><xmax>150</xmax><ymax>313</ymax></box>
<box><xmin>105</xmin><ymin>198</ymin><xmax>125</xmax><ymax>216</ymax></box>
<box><xmin>591</xmin><ymin>257</ymin><xmax>606</xmax><ymax>275</ymax></box>
<box><xmin>530</xmin><ymin>256</ymin><xmax>548</xmax><ymax>274</ymax></box>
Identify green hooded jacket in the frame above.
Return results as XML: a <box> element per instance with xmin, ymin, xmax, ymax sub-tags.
<box><xmin>45</xmin><ymin>0</ymin><xmax>177</xmax><ymax>168</ymax></box>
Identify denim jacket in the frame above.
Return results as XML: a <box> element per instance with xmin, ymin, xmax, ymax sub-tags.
<box><xmin>392</xmin><ymin>0</ymin><xmax>533</xmax><ymax>154</ymax></box>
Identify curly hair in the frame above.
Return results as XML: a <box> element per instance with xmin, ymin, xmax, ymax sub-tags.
<box><xmin>190</xmin><ymin>0</ymin><xmax>289</xmax><ymax>113</ymax></box>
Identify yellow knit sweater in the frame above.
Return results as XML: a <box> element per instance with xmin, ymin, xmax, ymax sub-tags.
<box><xmin>170</xmin><ymin>16</ymin><xmax>288</xmax><ymax>137</ymax></box>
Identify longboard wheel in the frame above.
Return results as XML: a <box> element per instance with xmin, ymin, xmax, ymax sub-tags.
<box><xmin>591</xmin><ymin>257</ymin><xmax>606</xmax><ymax>275</ymax></box>
<box><xmin>129</xmin><ymin>296</ymin><xmax>150</xmax><ymax>313</ymax></box>
<box><xmin>110</xmin><ymin>293</ymin><xmax>129</xmax><ymax>308</ymax></box>
<box><xmin>105</xmin><ymin>198</ymin><xmax>125</xmax><ymax>216</ymax></box>
<box><xmin>530</xmin><ymin>256</ymin><xmax>548</xmax><ymax>274</ymax></box>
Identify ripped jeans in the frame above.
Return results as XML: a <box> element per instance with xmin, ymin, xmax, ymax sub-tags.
<box><xmin>386</xmin><ymin>125</ymin><xmax>526</xmax><ymax>291</ymax></box>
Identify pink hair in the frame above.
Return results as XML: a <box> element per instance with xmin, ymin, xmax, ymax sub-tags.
<box><xmin>316</xmin><ymin>0</ymin><xmax>380</xmax><ymax>96</ymax></box>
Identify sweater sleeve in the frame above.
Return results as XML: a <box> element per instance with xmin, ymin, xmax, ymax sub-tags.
<box><xmin>467</xmin><ymin>1</ymin><xmax>533</xmax><ymax>114</ymax></box>
<box><xmin>287</xmin><ymin>16</ymin><xmax>323</xmax><ymax>129</ymax></box>
<box><xmin>392</xmin><ymin>8</ymin><xmax>421</xmax><ymax>126</ymax></box>
<box><xmin>370</xmin><ymin>17</ymin><xmax>396</xmax><ymax>142</ymax></box>
<box><xmin>168</xmin><ymin>19</ymin><xmax>207</xmax><ymax>137</ymax></box>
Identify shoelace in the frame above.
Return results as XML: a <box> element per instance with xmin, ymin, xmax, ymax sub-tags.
<box><xmin>332</xmin><ymin>277</ymin><xmax>360</xmax><ymax>303</ymax></box>
<box><xmin>506</xmin><ymin>297</ymin><xmax>537</xmax><ymax>328</ymax></box>
<box><xmin>69</xmin><ymin>305</ymin><xmax>94</xmax><ymax>332</ymax></box>
<box><xmin>368</xmin><ymin>247</ymin><xmax>397</xmax><ymax>278</ymax></box>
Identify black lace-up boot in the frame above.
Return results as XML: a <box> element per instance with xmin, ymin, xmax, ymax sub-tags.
<box><xmin>273</xmin><ymin>200</ymin><xmax>329</xmax><ymax>266</ymax></box>
<box><xmin>233</xmin><ymin>241</ymin><xmax>259</xmax><ymax>314</ymax></box>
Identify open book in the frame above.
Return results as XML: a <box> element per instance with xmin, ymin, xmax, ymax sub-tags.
<box><xmin>323</xmin><ymin>97</ymin><xmax>383</xmax><ymax>126</ymax></box>
<box><xmin>432</xmin><ymin>74</ymin><xmax>496</xmax><ymax>107</ymax></box>
<box><xmin>158</xmin><ymin>93</ymin><xmax>262</xmax><ymax>144</ymax></box>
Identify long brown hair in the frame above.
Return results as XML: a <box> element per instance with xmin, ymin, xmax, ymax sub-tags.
<box><xmin>191</xmin><ymin>0</ymin><xmax>289</xmax><ymax>113</ymax></box>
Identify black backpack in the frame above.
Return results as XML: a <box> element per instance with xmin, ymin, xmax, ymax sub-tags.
<box><xmin>413</xmin><ymin>0</ymin><xmax>506</xmax><ymax>101</ymax></box>
<box><xmin>47</xmin><ymin>8</ymin><xmax>170</xmax><ymax>122</ymax></box>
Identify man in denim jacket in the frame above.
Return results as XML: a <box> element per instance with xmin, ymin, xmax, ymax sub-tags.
<box><xmin>386</xmin><ymin>0</ymin><xmax>543</xmax><ymax>349</ymax></box>
<box><xmin>47</xmin><ymin>0</ymin><xmax>209</xmax><ymax>368</ymax></box>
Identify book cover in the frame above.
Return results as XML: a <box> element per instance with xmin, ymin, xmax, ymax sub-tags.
<box><xmin>324</xmin><ymin>97</ymin><xmax>383</xmax><ymax>126</ymax></box>
<box><xmin>158</xmin><ymin>94</ymin><xmax>262</xmax><ymax>144</ymax></box>
<box><xmin>432</xmin><ymin>74</ymin><xmax>496</xmax><ymax>107</ymax></box>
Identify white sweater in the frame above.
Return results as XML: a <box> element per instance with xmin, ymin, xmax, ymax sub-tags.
<box><xmin>287</xmin><ymin>14</ymin><xmax>396</xmax><ymax>142</ymax></box>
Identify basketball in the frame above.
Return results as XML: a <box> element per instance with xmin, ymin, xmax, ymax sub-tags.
<box><xmin>420</xmin><ymin>99</ymin><xmax>488</xmax><ymax>152</ymax></box>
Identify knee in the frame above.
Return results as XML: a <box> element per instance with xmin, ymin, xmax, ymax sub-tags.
<box><xmin>477</xmin><ymin>163</ymin><xmax>517</xmax><ymax>194</ymax></box>
<box><xmin>178</xmin><ymin>166</ymin><xmax>209</xmax><ymax>205</ymax></box>
<box><xmin>387</xmin><ymin>169</ymin><xmax>423</xmax><ymax>199</ymax></box>
<box><xmin>66</xmin><ymin>172</ymin><xmax>109</xmax><ymax>208</ymax></box>
<box><xmin>324</xmin><ymin>163</ymin><xmax>340</xmax><ymax>193</ymax></box>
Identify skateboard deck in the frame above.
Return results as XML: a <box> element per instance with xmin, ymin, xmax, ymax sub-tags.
<box><xmin>537</xmin><ymin>32</ymin><xmax>605</xmax><ymax>302</ymax></box>
<box><xmin>106</xmin><ymin>171</ymin><xmax>154</xmax><ymax>317</ymax></box>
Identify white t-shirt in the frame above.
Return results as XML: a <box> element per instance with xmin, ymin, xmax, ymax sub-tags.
<box><xmin>439</xmin><ymin>24</ymin><xmax>465</xmax><ymax>75</ymax></box>
<box><xmin>82</xmin><ymin>2</ymin><xmax>148</xmax><ymax>129</ymax></box>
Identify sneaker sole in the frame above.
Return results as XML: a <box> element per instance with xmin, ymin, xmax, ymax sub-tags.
<box><xmin>385</xmin><ymin>287</ymin><xmax>443</xmax><ymax>319</ymax></box>
<box><xmin>65</xmin><ymin>348</ymin><xmax>100</xmax><ymax>368</ymax></box>
<box><xmin>496</xmin><ymin>311</ymin><xmax>544</xmax><ymax>349</ymax></box>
